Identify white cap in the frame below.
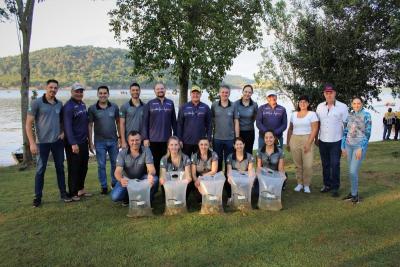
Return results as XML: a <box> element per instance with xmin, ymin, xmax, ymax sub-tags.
<box><xmin>266</xmin><ymin>90</ymin><xmax>277</xmax><ymax>97</ymax></box>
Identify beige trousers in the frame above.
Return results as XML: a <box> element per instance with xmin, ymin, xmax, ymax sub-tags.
<box><xmin>289</xmin><ymin>134</ymin><xmax>314</xmax><ymax>186</ymax></box>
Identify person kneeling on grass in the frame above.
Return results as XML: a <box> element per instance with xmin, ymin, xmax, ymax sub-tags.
<box><xmin>112</xmin><ymin>131</ymin><xmax>158</xmax><ymax>206</ymax></box>
<box><xmin>191</xmin><ymin>137</ymin><xmax>219</xmax><ymax>198</ymax></box>
<box><xmin>341</xmin><ymin>97</ymin><xmax>372</xmax><ymax>204</ymax></box>
<box><xmin>226</xmin><ymin>137</ymin><xmax>256</xmax><ymax>203</ymax></box>
<box><xmin>159</xmin><ymin>136</ymin><xmax>192</xmax><ymax>185</ymax></box>
<box><xmin>256</xmin><ymin>130</ymin><xmax>286</xmax><ymax>193</ymax></box>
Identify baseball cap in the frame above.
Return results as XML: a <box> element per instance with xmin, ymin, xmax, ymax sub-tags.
<box><xmin>72</xmin><ymin>83</ymin><xmax>85</xmax><ymax>91</ymax></box>
<box><xmin>323</xmin><ymin>84</ymin><xmax>334</xmax><ymax>92</ymax></box>
<box><xmin>191</xmin><ymin>86</ymin><xmax>201</xmax><ymax>93</ymax></box>
<box><xmin>266</xmin><ymin>90</ymin><xmax>277</xmax><ymax>97</ymax></box>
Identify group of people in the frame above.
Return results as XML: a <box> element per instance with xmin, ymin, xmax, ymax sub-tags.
<box><xmin>382</xmin><ymin>107</ymin><xmax>400</xmax><ymax>140</ymax></box>
<box><xmin>27</xmin><ymin>79</ymin><xmax>372</xmax><ymax>208</ymax></box>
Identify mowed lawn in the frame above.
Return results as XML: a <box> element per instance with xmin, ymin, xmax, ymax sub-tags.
<box><xmin>0</xmin><ymin>141</ymin><xmax>399</xmax><ymax>267</ymax></box>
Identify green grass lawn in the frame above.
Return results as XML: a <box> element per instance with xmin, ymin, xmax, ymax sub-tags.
<box><xmin>0</xmin><ymin>141</ymin><xmax>399</xmax><ymax>267</ymax></box>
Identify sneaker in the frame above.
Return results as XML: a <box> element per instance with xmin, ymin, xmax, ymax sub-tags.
<box><xmin>121</xmin><ymin>199</ymin><xmax>129</xmax><ymax>207</ymax></box>
<box><xmin>294</xmin><ymin>184</ymin><xmax>303</xmax><ymax>192</ymax></box>
<box><xmin>303</xmin><ymin>186</ymin><xmax>311</xmax><ymax>194</ymax></box>
<box><xmin>320</xmin><ymin>186</ymin><xmax>331</xmax><ymax>193</ymax></box>
<box><xmin>61</xmin><ymin>195</ymin><xmax>73</xmax><ymax>203</ymax></box>
<box><xmin>71</xmin><ymin>195</ymin><xmax>81</xmax><ymax>201</ymax></box>
<box><xmin>33</xmin><ymin>198</ymin><xmax>41</xmax><ymax>207</ymax></box>
<box><xmin>331</xmin><ymin>190</ymin><xmax>339</xmax><ymax>198</ymax></box>
<box><xmin>342</xmin><ymin>193</ymin><xmax>352</xmax><ymax>201</ymax></box>
<box><xmin>101</xmin><ymin>187</ymin><xmax>108</xmax><ymax>195</ymax></box>
<box><xmin>351</xmin><ymin>195</ymin><xmax>360</xmax><ymax>204</ymax></box>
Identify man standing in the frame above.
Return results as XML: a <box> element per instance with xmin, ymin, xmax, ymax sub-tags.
<box><xmin>177</xmin><ymin>86</ymin><xmax>212</xmax><ymax>157</ymax></box>
<box><xmin>316</xmin><ymin>84</ymin><xmax>348</xmax><ymax>197</ymax></box>
<box><xmin>112</xmin><ymin>131</ymin><xmax>158</xmax><ymax>205</ymax></box>
<box><xmin>88</xmin><ymin>85</ymin><xmax>120</xmax><ymax>195</ymax></box>
<box><xmin>394</xmin><ymin>108</ymin><xmax>400</xmax><ymax>140</ymax></box>
<box><xmin>142</xmin><ymin>82</ymin><xmax>177</xmax><ymax>177</ymax></box>
<box><xmin>211</xmin><ymin>85</ymin><xmax>235</xmax><ymax>172</ymax></box>
<box><xmin>256</xmin><ymin>90</ymin><xmax>287</xmax><ymax>149</ymax></box>
<box><xmin>63</xmin><ymin>83</ymin><xmax>90</xmax><ymax>201</ymax></box>
<box><xmin>119</xmin><ymin>82</ymin><xmax>145</xmax><ymax>148</ymax></box>
<box><xmin>26</xmin><ymin>79</ymin><xmax>71</xmax><ymax>207</ymax></box>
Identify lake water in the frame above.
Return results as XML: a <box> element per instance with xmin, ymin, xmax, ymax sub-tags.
<box><xmin>0</xmin><ymin>88</ymin><xmax>398</xmax><ymax>166</ymax></box>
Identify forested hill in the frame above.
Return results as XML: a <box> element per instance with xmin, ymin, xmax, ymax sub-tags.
<box><xmin>0</xmin><ymin>46</ymin><xmax>253</xmax><ymax>89</ymax></box>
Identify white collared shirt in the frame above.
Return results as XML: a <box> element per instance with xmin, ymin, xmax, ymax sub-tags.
<box><xmin>316</xmin><ymin>100</ymin><xmax>349</xmax><ymax>142</ymax></box>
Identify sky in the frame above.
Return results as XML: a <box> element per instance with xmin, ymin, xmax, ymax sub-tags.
<box><xmin>0</xmin><ymin>0</ymin><xmax>268</xmax><ymax>79</ymax></box>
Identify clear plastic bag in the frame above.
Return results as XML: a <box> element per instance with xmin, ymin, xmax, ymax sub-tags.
<box><xmin>199</xmin><ymin>171</ymin><xmax>225</xmax><ymax>215</ymax></box>
<box><xmin>257</xmin><ymin>168</ymin><xmax>286</xmax><ymax>211</ymax></box>
<box><xmin>230</xmin><ymin>170</ymin><xmax>255</xmax><ymax>211</ymax></box>
<box><xmin>163</xmin><ymin>171</ymin><xmax>188</xmax><ymax>216</ymax></box>
<box><xmin>127</xmin><ymin>179</ymin><xmax>153</xmax><ymax>217</ymax></box>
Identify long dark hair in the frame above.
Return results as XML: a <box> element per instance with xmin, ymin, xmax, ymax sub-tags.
<box><xmin>232</xmin><ymin>137</ymin><xmax>247</xmax><ymax>161</ymax></box>
<box><xmin>196</xmin><ymin>137</ymin><xmax>212</xmax><ymax>160</ymax></box>
<box><xmin>261</xmin><ymin>130</ymin><xmax>279</xmax><ymax>154</ymax></box>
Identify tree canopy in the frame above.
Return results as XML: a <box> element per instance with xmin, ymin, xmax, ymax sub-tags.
<box><xmin>256</xmin><ymin>0</ymin><xmax>400</xmax><ymax>108</ymax></box>
<box><xmin>109</xmin><ymin>0</ymin><xmax>270</xmax><ymax>103</ymax></box>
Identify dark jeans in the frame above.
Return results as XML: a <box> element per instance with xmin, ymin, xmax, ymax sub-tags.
<box><xmin>213</xmin><ymin>139</ymin><xmax>234</xmax><ymax>198</ymax></box>
<box><xmin>213</xmin><ymin>139</ymin><xmax>234</xmax><ymax>172</ymax></box>
<box><xmin>182</xmin><ymin>144</ymin><xmax>198</xmax><ymax>158</ymax></box>
<box><xmin>319</xmin><ymin>140</ymin><xmax>342</xmax><ymax>190</ymax></box>
<box><xmin>111</xmin><ymin>175</ymin><xmax>159</xmax><ymax>202</ymax></box>
<box><xmin>383</xmin><ymin>124</ymin><xmax>393</xmax><ymax>140</ymax></box>
<box><xmin>394</xmin><ymin>121</ymin><xmax>400</xmax><ymax>140</ymax></box>
<box><xmin>239</xmin><ymin>130</ymin><xmax>255</xmax><ymax>154</ymax></box>
<box><xmin>35</xmin><ymin>139</ymin><xmax>67</xmax><ymax>199</ymax></box>
<box><xmin>149</xmin><ymin>142</ymin><xmax>167</xmax><ymax>177</ymax></box>
<box><xmin>65</xmin><ymin>141</ymin><xmax>89</xmax><ymax>197</ymax></box>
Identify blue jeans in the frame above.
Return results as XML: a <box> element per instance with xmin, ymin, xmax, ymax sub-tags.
<box><xmin>35</xmin><ymin>139</ymin><xmax>67</xmax><ymax>199</ymax></box>
<box><xmin>111</xmin><ymin>175</ymin><xmax>159</xmax><ymax>202</ymax></box>
<box><xmin>95</xmin><ymin>140</ymin><xmax>118</xmax><ymax>189</ymax></box>
<box><xmin>319</xmin><ymin>140</ymin><xmax>342</xmax><ymax>190</ymax></box>
<box><xmin>346</xmin><ymin>144</ymin><xmax>367</xmax><ymax>196</ymax></box>
<box><xmin>213</xmin><ymin>139</ymin><xmax>234</xmax><ymax>172</ymax></box>
<box><xmin>383</xmin><ymin>124</ymin><xmax>392</xmax><ymax>140</ymax></box>
<box><xmin>258</xmin><ymin>136</ymin><xmax>283</xmax><ymax>150</ymax></box>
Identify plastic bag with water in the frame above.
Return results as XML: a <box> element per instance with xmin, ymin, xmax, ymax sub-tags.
<box><xmin>163</xmin><ymin>171</ymin><xmax>188</xmax><ymax>216</ymax></box>
<box><xmin>127</xmin><ymin>178</ymin><xmax>153</xmax><ymax>217</ymax></box>
<box><xmin>199</xmin><ymin>171</ymin><xmax>225</xmax><ymax>215</ymax></box>
<box><xmin>257</xmin><ymin>168</ymin><xmax>286</xmax><ymax>211</ymax></box>
<box><xmin>230</xmin><ymin>170</ymin><xmax>255</xmax><ymax>211</ymax></box>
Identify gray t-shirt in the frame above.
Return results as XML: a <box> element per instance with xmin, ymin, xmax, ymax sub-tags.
<box><xmin>116</xmin><ymin>146</ymin><xmax>154</xmax><ymax>179</ymax></box>
<box><xmin>119</xmin><ymin>99</ymin><xmax>145</xmax><ymax>139</ymax></box>
<box><xmin>88</xmin><ymin>101</ymin><xmax>119</xmax><ymax>142</ymax></box>
<box><xmin>257</xmin><ymin>148</ymin><xmax>284</xmax><ymax>171</ymax></box>
<box><xmin>211</xmin><ymin>100</ymin><xmax>235</xmax><ymax>140</ymax></box>
<box><xmin>234</xmin><ymin>99</ymin><xmax>258</xmax><ymax>131</ymax></box>
<box><xmin>28</xmin><ymin>94</ymin><xmax>62</xmax><ymax>144</ymax></box>
<box><xmin>160</xmin><ymin>153</ymin><xmax>191</xmax><ymax>172</ymax></box>
<box><xmin>226</xmin><ymin>152</ymin><xmax>254</xmax><ymax>172</ymax></box>
<box><xmin>191</xmin><ymin>151</ymin><xmax>219</xmax><ymax>175</ymax></box>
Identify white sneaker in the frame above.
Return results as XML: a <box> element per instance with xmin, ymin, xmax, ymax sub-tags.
<box><xmin>294</xmin><ymin>184</ymin><xmax>303</xmax><ymax>192</ymax></box>
<box><xmin>304</xmin><ymin>186</ymin><xmax>311</xmax><ymax>194</ymax></box>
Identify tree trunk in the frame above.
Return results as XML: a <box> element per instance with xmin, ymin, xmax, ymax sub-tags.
<box><xmin>178</xmin><ymin>62</ymin><xmax>190</xmax><ymax>106</ymax></box>
<box><xmin>17</xmin><ymin>0</ymin><xmax>35</xmax><ymax>167</ymax></box>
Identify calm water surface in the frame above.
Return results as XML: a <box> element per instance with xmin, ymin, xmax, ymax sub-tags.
<box><xmin>0</xmin><ymin>89</ymin><xmax>398</xmax><ymax>166</ymax></box>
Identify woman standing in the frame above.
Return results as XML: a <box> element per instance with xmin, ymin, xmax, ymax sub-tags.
<box><xmin>341</xmin><ymin>97</ymin><xmax>372</xmax><ymax>203</ymax></box>
<box><xmin>234</xmin><ymin>85</ymin><xmax>258</xmax><ymax>154</ymax></box>
<box><xmin>159</xmin><ymin>136</ymin><xmax>192</xmax><ymax>185</ymax></box>
<box><xmin>226</xmin><ymin>137</ymin><xmax>255</xmax><ymax>182</ymax></box>
<box><xmin>286</xmin><ymin>95</ymin><xmax>319</xmax><ymax>193</ymax></box>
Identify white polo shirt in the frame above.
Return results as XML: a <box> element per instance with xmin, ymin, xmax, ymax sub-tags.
<box><xmin>316</xmin><ymin>100</ymin><xmax>348</xmax><ymax>142</ymax></box>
